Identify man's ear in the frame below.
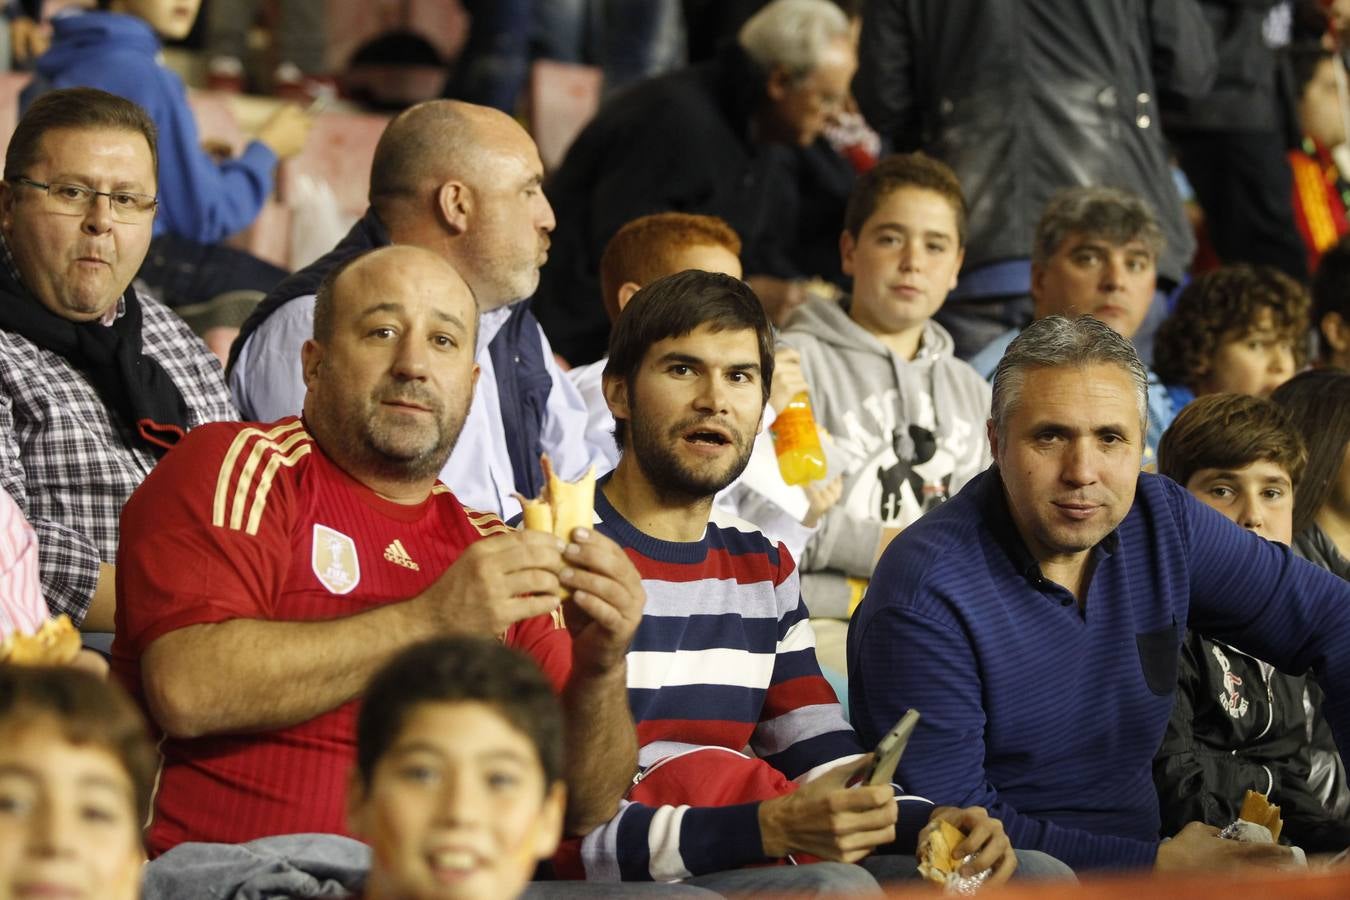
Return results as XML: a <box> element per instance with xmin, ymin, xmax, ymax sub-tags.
<box><xmin>765</xmin><ymin>64</ymin><xmax>794</xmax><ymax>103</ymax></box>
<box><xmin>0</xmin><ymin>180</ymin><xmax>15</xmax><ymax>234</ymax></box>
<box><xmin>603</xmin><ymin>372</ymin><xmax>630</xmax><ymax>424</ymax></box>
<box><xmin>436</xmin><ymin>180</ymin><xmax>471</xmax><ymax>236</ymax></box>
<box><xmin>839</xmin><ymin>229</ymin><xmax>856</xmax><ymax>276</ymax></box>
<box><xmin>301</xmin><ymin>338</ymin><xmax>324</xmax><ymax>391</ymax></box>
<box><xmin>986</xmin><ymin>418</ymin><xmax>1000</xmax><ymax>462</ymax></box>
<box><xmin>616</xmin><ymin>282</ymin><xmax>641</xmax><ymax>312</ymax></box>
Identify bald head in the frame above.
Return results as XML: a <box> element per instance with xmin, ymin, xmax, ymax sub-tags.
<box><xmin>303</xmin><ymin>244</ymin><xmax>482</xmax><ymax>495</ymax></box>
<box><xmin>314</xmin><ymin>244</ymin><xmax>477</xmax><ymax>345</ymax></box>
<box><xmin>369</xmin><ymin>100</ymin><xmax>529</xmax><ymax>207</ymax></box>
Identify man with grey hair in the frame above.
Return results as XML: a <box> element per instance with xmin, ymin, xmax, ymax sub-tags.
<box><xmin>849</xmin><ymin>314</ymin><xmax>1350</xmax><ymax>873</ymax></box>
<box><xmin>969</xmin><ymin>186</ymin><xmax>1177</xmax><ymax>463</ymax></box>
<box><xmin>534</xmin><ymin>0</ymin><xmax>858</xmax><ymax>366</ymax></box>
<box><xmin>227</xmin><ymin>99</ymin><xmax>607</xmax><ymax>520</ymax></box>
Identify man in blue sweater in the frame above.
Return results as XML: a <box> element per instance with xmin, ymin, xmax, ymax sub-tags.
<box><xmin>848</xmin><ymin>314</ymin><xmax>1350</xmax><ymax>872</ymax></box>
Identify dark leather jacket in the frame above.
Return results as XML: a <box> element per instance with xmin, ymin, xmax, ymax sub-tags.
<box><xmin>855</xmin><ymin>0</ymin><xmax>1218</xmax><ymax>284</ymax></box>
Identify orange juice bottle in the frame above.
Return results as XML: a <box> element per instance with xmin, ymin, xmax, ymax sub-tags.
<box><xmin>771</xmin><ymin>391</ymin><xmax>827</xmax><ymax>485</ymax></box>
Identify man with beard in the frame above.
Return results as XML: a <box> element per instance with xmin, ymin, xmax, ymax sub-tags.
<box><xmin>111</xmin><ymin>246</ymin><xmax>644</xmax><ymax>856</ymax></box>
<box><xmin>565</xmin><ymin>270</ymin><xmax>1027</xmax><ymax>891</ymax></box>
<box><xmin>228</xmin><ymin>99</ymin><xmax>605</xmax><ymax>520</ymax></box>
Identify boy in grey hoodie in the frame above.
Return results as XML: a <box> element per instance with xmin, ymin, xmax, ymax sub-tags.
<box><xmin>783</xmin><ymin>153</ymin><xmax>992</xmax><ymax>618</ymax></box>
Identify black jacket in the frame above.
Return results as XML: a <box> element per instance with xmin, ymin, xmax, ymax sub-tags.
<box><xmin>1153</xmin><ymin>631</ymin><xmax>1350</xmax><ymax>852</ymax></box>
<box><xmin>854</xmin><ymin>0</ymin><xmax>1218</xmax><ymax>284</ymax></box>
<box><xmin>532</xmin><ymin>44</ymin><xmax>843</xmax><ymax>366</ymax></box>
<box><xmin>1164</xmin><ymin>0</ymin><xmax>1285</xmax><ymax>132</ymax></box>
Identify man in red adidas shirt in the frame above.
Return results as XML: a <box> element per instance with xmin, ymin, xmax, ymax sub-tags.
<box><xmin>111</xmin><ymin>245</ymin><xmax>643</xmax><ymax>855</ymax></box>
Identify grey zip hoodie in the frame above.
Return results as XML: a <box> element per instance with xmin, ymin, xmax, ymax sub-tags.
<box><xmin>782</xmin><ymin>296</ymin><xmax>992</xmax><ymax>617</ymax></box>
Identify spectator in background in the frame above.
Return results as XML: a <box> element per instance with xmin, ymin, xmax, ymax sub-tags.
<box><xmin>536</xmin><ymin>0</ymin><xmax>859</xmax><ymax>367</ymax></box>
<box><xmin>24</xmin><ymin>0</ymin><xmax>313</xmax><ymax>306</ymax></box>
<box><xmin>204</xmin><ymin>0</ymin><xmax>332</xmax><ymax>102</ymax></box>
<box><xmin>783</xmin><ymin>153</ymin><xmax>991</xmax><ymax>621</ymax></box>
<box><xmin>1152</xmin><ymin>265</ymin><xmax>1308</xmax><ymax>409</ymax></box>
<box><xmin>0</xmin><ymin>88</ymin><xmax>236</xmax><ymax>632</ymax></box>
<box><xmin>1153</xmin><ymin>393</ymin><xmax>1350</xmax><ymax>852</ymax></box>
<box><xmin>1287</xmin><ymin>42</ymin><xmax>1350</xmax><ymax>274</ymax></box>
<box><xmin>1274</xmin><ymin>368</ymin><xmax>1350</xmax><ymax>579</ymax></box>
<box><xmin>1311</xmin><ymin>236</ymin><xmax>1350</xmax><ymax>368</ymax></box>
<box><xmin>0</xmin><ymin>666</ymin><xmax>155</xmax><ymax>900</ymax></box>
<box><xmin>1165</xmin><ymin>1</ymin><xmax>1307</xmax><ymax>283</ymax></box>
<box><xmin>969</xmin><ymin>187</ymin><xmax>1176</xmax><ymax>464</ymax></box>
<box><xmin>230</xmin><ymin>99</ymin><xmax>607</xmax><ymax>520</ymax></box>
<box><xmin>854</xmin><ymin>0</ymin><xmax>1215</xmax><ymax>361</ymax></box>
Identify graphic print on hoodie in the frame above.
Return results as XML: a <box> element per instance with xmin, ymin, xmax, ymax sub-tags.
<box><xmin>782</xmin><ymin>296</ymin><xmax>992</xmax><ymax>617</ymax></box>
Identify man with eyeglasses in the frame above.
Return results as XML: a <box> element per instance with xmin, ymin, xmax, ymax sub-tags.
<box><xmin>0</xmin><ymin>87</ymin><xmax>236</xmax><ymax>632</ymax></box>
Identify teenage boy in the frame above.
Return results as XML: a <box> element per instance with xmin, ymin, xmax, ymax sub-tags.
<box><xmin>783</xmin><ymin>153</ymin><xmax>991</xmax><ymax>619</ymax></box>
<box><xmin>1154</xmin><ymin>393</ymin><xmax>1350</xmax><ymax>852</ymax></box>
<box><xmin>348</xmin><ymin>637</ymin><xmax>567</xmax><ymax>900</ymax></box>
<box><xmin>1152</xmin><ymin>265</ymin><xmax>1308</xmax><ymax>408</ymax></box>
<box><xmin>576</xmin><ymin>269</ymin><xmax>1029</xmax><ymax>891</ymax></box>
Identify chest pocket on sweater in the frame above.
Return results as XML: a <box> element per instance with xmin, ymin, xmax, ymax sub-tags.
<box><xmin>1136</xmin><ymin>621</ymin><xmax>1180</xmax><ymax>696</ymax></box>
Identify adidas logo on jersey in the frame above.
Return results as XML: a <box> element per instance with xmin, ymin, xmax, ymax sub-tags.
<box><xmin>383</xmin><ymin>539</ymin><xmax>420</xmax><ymax>571</ymax></box>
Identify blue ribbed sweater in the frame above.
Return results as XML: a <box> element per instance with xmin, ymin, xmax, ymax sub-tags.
<box><xmin>849</xmin><ymin>468</ymin><xmax>1350</xmax><ymax>871</ymax></box>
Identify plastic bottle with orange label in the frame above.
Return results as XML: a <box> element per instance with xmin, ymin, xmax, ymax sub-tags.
<box><xmin>770</xmin><ymin>391</ymin><xmax>827</xmax><ymax>485</ymax></box>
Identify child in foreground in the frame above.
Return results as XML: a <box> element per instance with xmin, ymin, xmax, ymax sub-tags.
<box><xmin>0</xmin><ymin>665</ymin><xmax>155</xmax><ymax>900</ymax></box>
<box><xmin>348</xmin><ymin>636</ymin><xmax>566</xmax><ymax>900</ymax></box>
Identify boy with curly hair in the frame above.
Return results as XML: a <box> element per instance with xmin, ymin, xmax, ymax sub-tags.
<box><xmin>1153</xmin><ymin>264</ymin><xmax>1309</xmax><ymax>407</ymax></box>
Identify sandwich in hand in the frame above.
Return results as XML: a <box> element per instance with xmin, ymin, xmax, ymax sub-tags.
<box><xmin>918</xmin><ymin>820</ymin><xmax>967</xmax><ymax>886</ymax></box>
<box><xmin>518</xmin><ymin>455</ymin><xmax>596</xmax><ymax>598</ymax></box>
<box><xmin>1237</xmin><ymin>789</ymin><xmax>1284</xmax><ymax>843</ymax></box>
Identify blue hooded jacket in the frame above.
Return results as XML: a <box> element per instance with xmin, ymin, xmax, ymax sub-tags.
<box><xmin>24</xmin><ymin>12</ymin><xmax>278</xmax><ymax>243</ymax></box>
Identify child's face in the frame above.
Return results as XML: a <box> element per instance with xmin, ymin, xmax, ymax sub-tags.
<box><xmin>0</xmin><ymin>716</ymin><xmax>143</xmax><ymax>900</ymax></box>
<box><xmin>1195</xmin><ymin>310</ymin><xmax>1298</xmax><ymax>398</ymax></box>
<box><xmin>118</xmin><ymin>1</ymin><xmax>203</xmax><ymax>42</ymax></box>
<box><xmin>842</xmin><ymin>186</ymin><xmax>964</xmax><ymax>342</ymax></box>
<box><xmin>1185</xmin><ymin>460</ymin><xmax>1295</xmax><ymax>544</ymax></box>
<box><xmin>349</xmin><ymin>701</ymin><xmax>564</xmax><ymax>900</ymax></box>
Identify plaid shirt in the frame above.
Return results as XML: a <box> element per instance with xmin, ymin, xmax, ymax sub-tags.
<box><xmin>0</xmin><ymin>244</ymin><xmax>238</xmax><ymax>623</ymax></box>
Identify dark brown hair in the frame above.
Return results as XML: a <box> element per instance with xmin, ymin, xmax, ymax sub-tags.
<box><xmin>603</xmin><ymin>270</ymin><xmax>773</xmax><ymax>450</ymax></box>
<box><xmin>0</xmin><ymin>666</ymin><xmax>158</xmax><ymax>825</ymax></box>
<box><xmin>1157</xmin><ymin>393</ymin><xmax>1307</xmax><ymax>491</ymax></box>
<box><xmin>1153</xmin><ymin>264</ymin><xmax>1310</xmax><ymax>389</ymax></box>
<box><xmin>356</xmin><ymin>637</ymin><xmax>563</xmax><ymax>791</ymax></box>
<box><xmin>843</xmin><ymin>152</ymin><xmax>967</xmax><ymax>244</ymax></box>
<box><xmin>5</xmin><ymin>88</ymin><xmax>158</xmax><ymax>184</ymax></box>
<box><xmin>1271</xmin><ymin>368</ymin><xmax>1350</xmax><ymax>535</ymax></box>
<box><xmin>1312</xmin><ymin>237</ymin><xmax>1350</xmax><ymax>364</ymax></box>
<box><xmin>599</xmin><ymin>213</ymin><xmax>742</xmax><ymax>324</ymax></box>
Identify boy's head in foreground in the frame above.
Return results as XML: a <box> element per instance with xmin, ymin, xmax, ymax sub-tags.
<box><xmin>1153</xmin><ymin>265</ymin><xmax>1308</xmax><ymax>399</ymax></box>
<box><xmin>1157</xmin><ymin>393</ymin><xmax>1307</xmax><ymax>544</ymax></box>
<box><xmin>349</xmin><ymin>637</ymin><xmax>566</xmax><ymax>900</ymax></box>
<box><xmin>0</xmin><ymin>666</ymin><xmax>155</xmax><ymax>900</ymax></box>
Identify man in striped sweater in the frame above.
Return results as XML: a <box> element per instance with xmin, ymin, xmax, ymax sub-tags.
<box><xmin>572</xmin><ymin>268</ymin><xmax>1023</xmax><ymax>890</ymax></box>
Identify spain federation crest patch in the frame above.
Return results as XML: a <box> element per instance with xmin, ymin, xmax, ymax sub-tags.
<box><xmin>312</xmin><ymin>524</ymin><xmax>360</xmax><ymax>595</ymax></box>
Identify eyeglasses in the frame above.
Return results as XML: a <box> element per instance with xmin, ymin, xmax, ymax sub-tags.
<box><xmin>12</xmin><ymin>177</ymin><xmax>158</xmax><ymax>223</ymax></box>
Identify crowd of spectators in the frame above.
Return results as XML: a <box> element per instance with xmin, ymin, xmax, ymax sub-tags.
<box><xmin>2</xmin><ymin>0</ymin><xmax>1350</xmax><ymax>897</ymax></box>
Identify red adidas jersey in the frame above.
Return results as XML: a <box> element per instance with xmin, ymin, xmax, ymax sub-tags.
<box><xmin>110</xmin><ymin>418</ymin><xmax>571</xmax><ymax>856</ymax></box>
